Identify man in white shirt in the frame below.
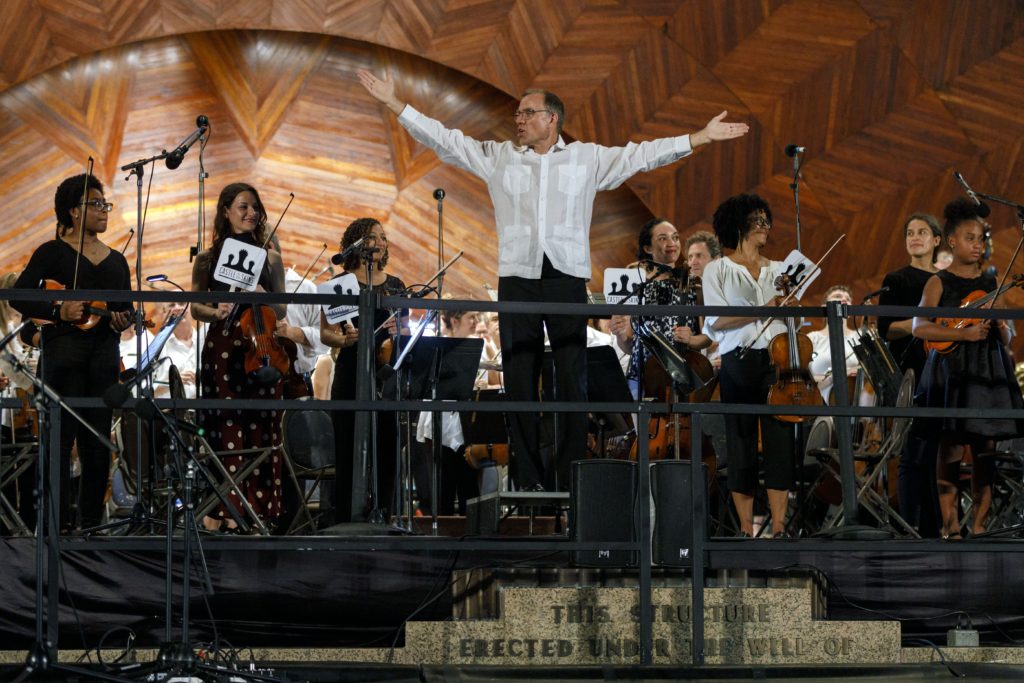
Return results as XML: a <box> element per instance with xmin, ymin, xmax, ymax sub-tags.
<box><xmin>358</xmin><ymin>69</ymin><xmax>749</xmax><ymax>491</ymax></box>
<box><xmin>277</xmin><ymin>267</ymin><xmax>329</xmax><ymax>394</ymax></box>
<box><xmin>153</xmin><ymin>303</ymin><xmax>199</xmax><ymax>399</ymax></box>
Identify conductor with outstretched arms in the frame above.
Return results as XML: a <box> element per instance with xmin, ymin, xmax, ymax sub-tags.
<box><xmin>358</xmin><ymin>69</ymin><xmax>749</xmax><ymax>491</ymax></box>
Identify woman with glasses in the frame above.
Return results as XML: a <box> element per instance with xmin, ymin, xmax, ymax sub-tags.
<box><xmin>700</xmin><ymin>194</ymin><xmax>796</xmax><ymax>538</ymax></box>
<box><xmin>12</xmin><ymin>173</ymin><xmax>132</xmax><ymax>532</ymax></box>
<box><xmin>191</xmin><ymin>182</ymin><xmax>287</xmax><ymax>533</ymax></box>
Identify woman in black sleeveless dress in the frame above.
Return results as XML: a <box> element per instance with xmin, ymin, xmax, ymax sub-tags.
<box><xmin>913</xmin><ymin>198</ymin><xmax>1023</xmax><ymax>538</ymax></box>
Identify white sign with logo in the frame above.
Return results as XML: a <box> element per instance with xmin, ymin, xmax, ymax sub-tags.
<box><xmin>212</xmin><ymin>237</ymin><xmax>267</xmax><ymax>291</ymax></box>
<box><xmin>603</xmin><ymin>267</ymin><xmax>647</xmax><ymax>305</ymax></box>
<box><xmin>778</xmin><ymin>250</ymin><xmax>818</xmax><ymax>300</ymax></box>
<box><xmin>319</xmin><ymin>273</ymin><xmax>361</xmax><ymax>325</ymax></box>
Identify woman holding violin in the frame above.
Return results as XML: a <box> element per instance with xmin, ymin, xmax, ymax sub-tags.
<box><xmin>191</xmin><ymin>182</ymin><xmax>287</xmax><ymax>532</ymax></box>
<box><xmin>319</xmin><ymin>217</ymin><xmax>407</xmax><ymax>524</ymax></box>
<box><xmin>700</xmin><ymin>194</ymin><xmax>796</xmax><ymax>539</ymax></box>
<box><xmin>12</xmin><ymin>173</ymin><xmax>133</xmax><ymax>531</ymax></box>
<box><xmin>912</xmin><ymin>198</ymin><xmax>1023</xmax><ymax>539</ymax></box>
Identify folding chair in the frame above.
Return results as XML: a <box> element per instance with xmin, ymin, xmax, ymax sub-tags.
<box><xmin>279</xmin><ymin>406</ymin><xmax>335</xmax><ymax>534</ymax></box>
<box><xmin>812</xmin><ymin>370</ymin><xmax>920</xmax><ymax>536</ymax></box>
<box><xmin>192</xmin><ymin>437</ymin><xmax>275</xmax><ymax>535</ymax></box>
<box><xmin>0</xmin><ymin>440</ymin><xmax>36</xmax><ymax>536</ymax></box>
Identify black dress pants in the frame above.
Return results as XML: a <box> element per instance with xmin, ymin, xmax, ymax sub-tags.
<box><xmin>41</xmin><ymin>336</ymin><xmax>119</xmax><ymax>529</ymax></box>
<box><xmin>719</xmin><ymin>349</ymin><xmax>796</xmax><ymax>494</ymax></box>
<box><xmin>498</xmin><ymin>257</ymin><xmax>587</xmax><ymax>491</ymax></box>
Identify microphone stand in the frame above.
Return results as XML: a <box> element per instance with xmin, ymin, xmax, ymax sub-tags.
<box><xmin>191</xmin><ymin>128</ymin><xmax>209</xmax><ymax>397</ymax></box>
<box><xmin>351</xmin><ymin>246</ymin><xmax>383</xmax><ymax>525</ymax></box>
<box><xmin>119</xmin><ymin>149</ymin><xmax>178</xmax><ymax>535</ymax></box>
<box><xmin>790</xmin><ymin>150</ymin><xmax>804</xmax><ymax>253</ymax></box>
<box><xmin>434</xmin><ymin>189</ymin><xmax>445</xmax><ymax>335</ymax></box>
<box><xmin>1</xmin><ymin>344</ymin><xmax>134</xmax><ymax>683</ymax></box>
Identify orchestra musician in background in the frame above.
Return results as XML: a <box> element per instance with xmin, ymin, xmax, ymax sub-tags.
<box><xmin>806</xmin><ymin>285</ymin><xmax>862</xmax><ymax>404</ymax></box>
<box><xmin>701</xmin><ymin>194</ymin><xmax>796</xmax><ymax>539</ymax></box>
<box><xmin>190</xmin><ymin>182</ymin><xmax>287</xmax><ymax>532</ymax></box>
<box><xmin>0</xmin><ymin>271</ymin><xmax>39</xmax><ymax>533</ymax></box>
<box><xmin>278</xmin><ymin>264</ymin><xmax>329</xmax><ymax>396</ymax></box>
<box><xmin>879</xmin><ymin>213</ymin><xmax>943</xmax><ymax>537</ymax></box>
<box><xmin>912</xmin><ymin>198</ymin><xmax>1024</xmax><ymax>539</ymax></box>
<box><xmin>12</xmin><ymin>173</ymin><xmax>133</xmax><ymax>532</ymax></box>
<box><xmin>414</xmin><ymin>309</ymin><xmax>482</xmax><ymax>516</ymax></box>
<box><xmin>152</xmin><ymin>301</ymin><xmax>199</xmax><ymax>399</ymax></box>
<box><xmin>608</xmin><ymin>218</ymin><xmax>711</xmax><ymax>400</ymax></box>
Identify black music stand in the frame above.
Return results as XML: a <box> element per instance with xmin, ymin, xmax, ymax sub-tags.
<box><xmin>584</xmin><ymin>346</ymin><xmax>634</xmax><ymax>457</ymax></box>
<box><xmin>541</xmin><ymin>346</ymin><xmax>633</xmax><ymax>459</ymax></box>
<box><xmin>398</xmin><ymin>336</ymin><xmax>483</xmax><ymax>534</ymax></box>
<box><xmin>461</xmin><ymin>388</ymin><xmax>509</xmax><ymax>490</ymax></box>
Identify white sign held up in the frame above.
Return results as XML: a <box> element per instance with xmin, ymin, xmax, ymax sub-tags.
<box><xmin>778</xmin><ymin>250</ymin><xmax>819</xmax><ymax>300</ymax></box>
<box><xmin>603</xmin><ymin>267</ymin><xmax>647</xmax><ymax>305</ymax></box>
<box><xmin>319</xmin><ymin>273</ymin><xmax>361</xmax><ymax>325</ymax></box>
<box><xmin>212</xmin><ymin>238</ymin><xmax>267</xmax><ymax>291</ymax></box>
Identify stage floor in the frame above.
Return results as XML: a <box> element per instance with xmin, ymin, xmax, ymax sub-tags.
<box><xmin>2</xmin><ymin>533</ymin><xmax>1024</xmax><ymax>652</ymax></box>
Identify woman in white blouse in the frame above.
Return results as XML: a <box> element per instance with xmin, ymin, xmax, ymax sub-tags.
<box><xmin>701</xmin><ymin>194</ymin><xmax>796</xmax><ymax>538</ymax></box>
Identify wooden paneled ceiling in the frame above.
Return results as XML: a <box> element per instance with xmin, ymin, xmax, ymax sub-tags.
<box><xmin>2</xmin><ymin>0</ymin><xmax>1024</xmax><ymax>315</ymax></box>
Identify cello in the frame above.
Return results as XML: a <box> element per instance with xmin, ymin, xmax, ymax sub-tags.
<box><xmin>628</xmin><ymin>274</ymin><xmax>717</xmax><ymax>476</ymax></box>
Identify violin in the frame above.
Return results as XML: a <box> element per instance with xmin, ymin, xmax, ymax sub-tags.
<box><xmin>923</xmin><ymin>273</ymin><xmax>1024</xmax><ymax>355</ymax></box>
<box><xmin>33</xmin><ymin>279</ymin><xmax>150</xmax><ymax>331</ymax></box>
<box><xmin>766</xmin><ymin>273</ymin><xmax>823</xmax><ymax>423</ymax></box>
<box><xmin>239</xmin><ymin>303</ymin><xmax>290</xmax><ymax>387</ymax></box>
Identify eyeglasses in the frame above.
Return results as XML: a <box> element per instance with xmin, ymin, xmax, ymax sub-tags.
<box><xmin>512</xmin><ymin>108</ymin><xmax>552</xmax><ymax>121</ymax></box>
<box><xmin>81</xmin><ymin>199</ymin><xmax>114</xmax><ymax>213</ymax></box>
<box><xmin>747</xmin><ymin>215</ymin><xmax>771</xmax><ymax>229</ymax></box>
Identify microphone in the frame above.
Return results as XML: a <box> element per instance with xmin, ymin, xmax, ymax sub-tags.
<box><xmin>102</xmin><ymin>357</ymin><xmax>171</xmax><ymax>409</ymax></box>
<box><xmin>784</xmin><ymin>144</ymin><xmax>805</xmax><ymax>157</ymax></box>
<box><xmin>330</xmin><ymin>236</ymin><xmax>374</xmax><ymax>265</ymax></box>
<box><xmin>952</xmin><ymin>171</ymin><xmax>992</xmax><ymax>218</ymax></box>
<box><xmin>433</xmin><ymin>188</ymin><xmax>445</xmax><ymax>201</ymax></box>
<box><xmin>406</xmin><ymin>284</ymin><xmax>438</xmax><ymax>299</ymax></box>
<box><xmin>861</xmin><ymin>286</ymin><xmax>889</xmax><ymax>303</ymax></box>
<box><xmin>165</xmin><ymin>115</ymin><xmax>209</xmax><ymax>170</ymax></box>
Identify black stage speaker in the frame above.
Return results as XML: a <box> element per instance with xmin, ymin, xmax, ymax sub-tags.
<box><xmin>651</xmin><ymin>460</ymin><xmax>708</xmax><ymax>566</ymax></box>
<box><xmin>570</xmin><ymin>460</ymin><xmax>637</xmax><ymax>567</ymax></box>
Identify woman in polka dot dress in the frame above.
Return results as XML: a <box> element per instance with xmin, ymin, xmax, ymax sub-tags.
<box><xmin>190</xmin><ymin>183</ymin><xmax>287</xmax><ymax>531</ymax></box>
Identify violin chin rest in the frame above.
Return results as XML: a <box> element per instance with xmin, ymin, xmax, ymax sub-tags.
<box><xmin>251</xmin><ymin>366</ymin><xmax>282</xmax><ymax>388</ymax></box>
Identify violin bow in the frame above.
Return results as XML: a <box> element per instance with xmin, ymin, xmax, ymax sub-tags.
<box><xmin>739</xmin><ymin>233</ymin><xmax>846</xmax><ymax>356</ymax></box>
<box><xmin>982</xmin><ymin>224</ymin><xmax>1024</xmax><ymax>314</ymax></box>
<box><xmin>260</xmin><ymin>192</ymin><xmax>295</xmax><ymax>251</ymax></box>
<box><xmin>292</xmin><ymin>243</ymin><xmax>328</xmax><ymax>294</ymax></box>
<box><xmin>71</xmin><ymin>156</ymin><xmax>95</xmax><ymax>289</ymax></box>
<box><xmin>118</xmin><ymin>228</ymin><xmax>135</xmax><ymax>255</ymax></box>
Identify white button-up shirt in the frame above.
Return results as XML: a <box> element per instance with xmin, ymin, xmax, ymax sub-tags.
<box><xmin>701</xmin><ymin>257</ymin><xmax>787</xmax><ymax>355</ymax></box>
<box><xmin>398</xmin><ymin>105</ymin><xmax>694</xmax><ymax>280</ymax></box>
<box><xmin>284</xmin><ymin>268</ymin><xmax>329</xmax><ymax>375</ymax></box>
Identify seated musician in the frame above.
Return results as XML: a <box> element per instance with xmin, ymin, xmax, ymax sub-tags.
<box><xmin>0</xmin><ymin>272</ymin><xmax>39</xmax><ymax>533</ymax></box>
<box><xmin>190</xmin><ymin>182</ymin><xmax>287</xmax><ymax>533</ymax></box>
<box><xmin>806</xmin><ymin>285</ymin><xmax>863</xmax><ymax>404</ymax></box>
<box><xmin>912</xmin><ymin>198</ymin><xmax>1024</xmax><ymax>538</ymax></box>
<box><xmin>152</xmin><ymin>302</ymin><xmax>199</xmax><ymax>399</ymax></box>
<box><xmin>11</xmin><ymin>173</ymin><xmax>132</xmax><ymax>532</ymax></box>
<box><xmin>608</xmin><ymin>218</ymin><xmax>711</xmax><ymax>400</ymax></box>
<box><xmin>701</xmin><ymin>194</ymin><xmax>796</xmax><ymax>539</ymax></box>
<box><xmin>415</xmin><ymin>309</ymin><xmax>483</xmax><ymax>515</ymax></box>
